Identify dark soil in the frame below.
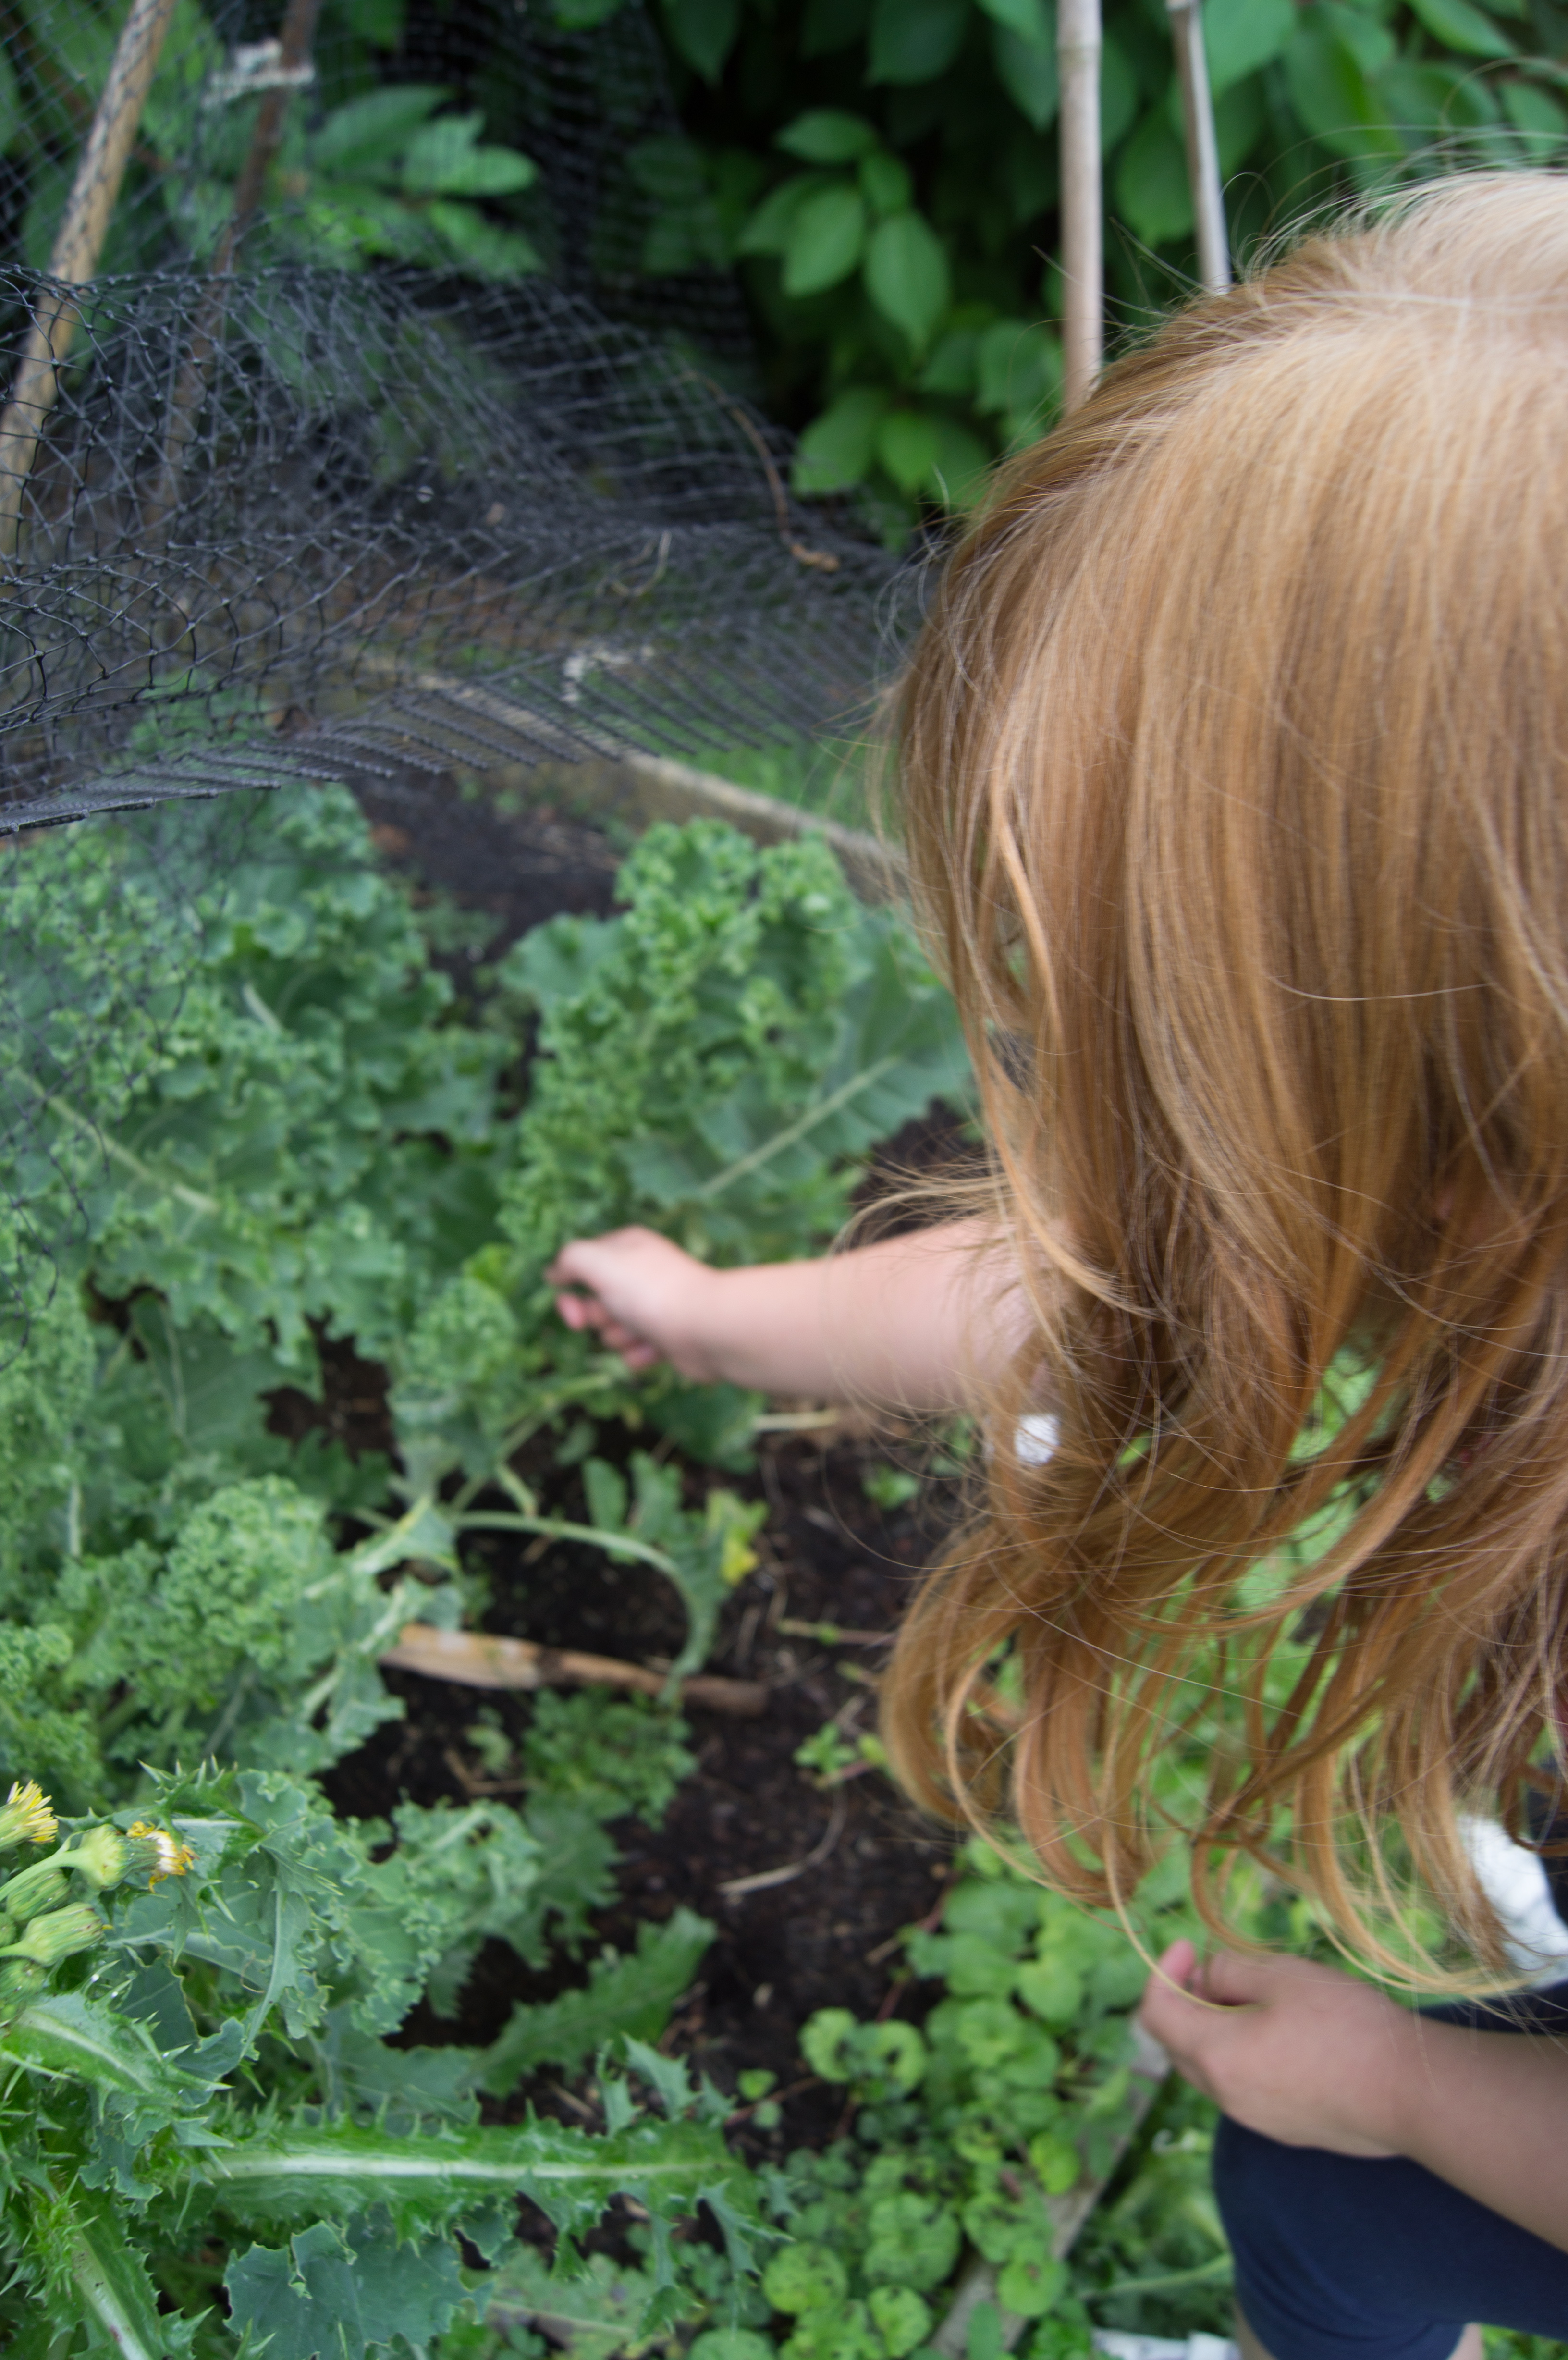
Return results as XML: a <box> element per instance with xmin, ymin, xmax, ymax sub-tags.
<box><xmin>353</xmin><ymin>763</ymin><xmax>625</xmax><ymax>983</ymax></box>
<box><xmin>320</xmin><ymin>1410</ymin><xmax>965</xmax><ymax>2155</ymax></box>
<box><xmin>303</xmin><ymin>774</ymin><xmax>976</xmax><ymax>2157</ymax></box>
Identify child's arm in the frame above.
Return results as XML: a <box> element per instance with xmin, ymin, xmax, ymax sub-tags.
<box><xmin>1140</xmin><ymin>1941</ymin><xmax>1568</xmax><ymax>2253</ymax></box>
<box><xmin>547</xmin><ymin>1217</ymin><xmax>1027</xmax><ymax>1413</ymax></box>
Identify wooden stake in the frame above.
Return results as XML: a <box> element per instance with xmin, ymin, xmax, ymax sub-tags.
<box><xmin>1167</xmin><ymin>0</ymin><xmax>1230</xmax><ymax>295</ymax></box>
<box><xmin>0</xmin><ymin>0</ymin><xmax>183</xmax><ymax>556</ymax></box>
<box><xmin>380</xmin><ymin>1619</ymin><xmax>769</xmax><ymax>1717</ymax></box>
<box><xmin>1057</xmin><ymin>0</ymin><xmax>1103</xmax><ymax>414</ymax></box>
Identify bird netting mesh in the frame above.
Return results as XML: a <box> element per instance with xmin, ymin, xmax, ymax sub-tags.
<box><xmin>0</xmin><ymin>0</ymin><xmax>911</xmax><ymax>1302</ymax></box>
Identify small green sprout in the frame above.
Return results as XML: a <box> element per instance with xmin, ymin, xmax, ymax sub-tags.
<box><xmin>794</xmin><ymin>1721</ymin><xmax>890</xmax><ymax>1787</ymax></box>
<box><xmin>862</xmin><ymin>1463</ymin><xmax>921</xmax><ymax>1512</ymax></box>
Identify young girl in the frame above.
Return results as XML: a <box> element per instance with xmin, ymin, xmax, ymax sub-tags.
<box><xmin>550</xmin><ymin>173</ymin><xmax>1568</xmax><ymax>2360</ymax></box>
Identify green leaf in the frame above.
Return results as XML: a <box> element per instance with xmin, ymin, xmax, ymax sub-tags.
<box><xmin>582</xmin><ymin>1455</ymin><xmax>629</xmax><ymax>1534</ymax></box>
<box><xmin>792</xmin><ymin>389</ymin><xmax>889</xmax><ymax>492</ymax></box>
<box><xmin>225</xmin><ymin>2218</ymin><xmax>466</xmax><ymax>2360</ymax></box>
<box><xmin>1284</xmin><ymin>17</ymin><xmax>1405</xmax><ymax>161</ymax></box>
<box><xmin>59</xmin><ymin>2196</ymin><xmax>170</xmax><ymax>2360</ymax></box>
<box><xmin>864</xmin><ymin>211</ymin><xmax>951</xmax><ymax>351</ymax></box>
<box><xmin>481</xmin><ymin>2250</ymin><xmax>681</xmax><ymax>2360</ymax></box>
<box><xmin>1202</xmin><ymin>0</ymin><xmax>1294</xmax><ymax>94</ymax></box>
<box><xmin>662</xmin><ymin>0</ymin><xmax>742</xmax><ymax>82</ymax></box>
<box><xmin>480</xmin><ymin>1909</ymin><xmax>713</xmax><ymax>2091</ymax></box>
<box><xmin>1503</xmin><ymin>78</ymin><xmax>1568</xmax><ymax>141</ymax></box>
<box><xmin>874</xmin><ymin>409</ymin><xmax>939</xmax><ymax>498</ymax></box>
<box><xmin>869</xmin><ymin>2286</ymin><xmax>933</xmax><ymax>2356</ymax></box>
<box><xmin>738</xmin><ymin>170</ymin><xmax>832</xmax><ymax>256</ymax></box>
<box><xmin>427</xmin><ymin>202</ymin><xmax>542</xmax><ymax>279</ymax></box>
<box><xmin>1014</xmin><ymin>1954</ymin><xmax>1084</xmax><ymax>2024</ymax></box>
<box><xmin>1101</xmin><ymin>36</ymin><xmax>1141</xmax><ymax>147</ymax></box>
<box><xmin>868</xmin><ymin>0</ymin><xmax>971</xmax><ymax>84</ymax></box>
<box><xmin>860</xmin><ymin>151</ymin><xmax>914</xmax><ymax>215</ymax></box>
<box><xmin>996</xmin><ymin>2254</ymin><xmax>1067</xmax><ymax>2319</ymax></box>
<box><xmin>782</xmin><ymin>183</ymin><xmax>867</xmax><ymax>294</ymax></box>
<box><xmin>974</xmin><ymin>0</ymin><xmax>1046</xmax><ymax>36</ymax></box>
<box><xmin>0</xmin><ymin>48</ymin><xmax>20</xmax><ymax>152</ymax></box>
<box><xmin>3</xmin><ymin>1990</ymin><xmax>205</xmax><ymax>2110</ymax></box>
<box><xmin>929</xmin><ymin>418</ymin><xmax>993</xmax><ymax>507</ymax></box>
<box><xmin>311</xmin><ymin>86</ymin><xmax>448</xmax><ymax>180</ymax></box>
<box><xmin>974</xmin><ymin>319</ymin><xmax>1060</xmax><ymax>420</ymax></box>
<box><xmin>1320</xmin><ymin>1</ymin><xmax>1395</xmax><ymax>73</ymax></box>
<box><xmin>403</xmin><ymin>114</ymin><xmax>537</xmax><ymax>197</ymax></box>
<box><xmin>777</xmin><ymin>110</ymin><xmax>880</xmax><ymax>161</ymax></box>
<box><xmin>992</xmin><ymin>18</ymin><xmax>1058</xmax><ymax>128</ymax></box>
<box><xmin>1407</xmin><ymin>0</ymin><xmax>1515</xmax><ymax>55</ymax></box>
<box><xmin>196</xmin><ymin>2113</ymin><xmax>766</xmax><ymax>2262</ymax></box>
<box><xmin>1115</xmin><ymin>107</ymin><xmax>1193</xmax><ymax>247</ymax></box>
<box><xmin>763</xmin><ymin>2243</ymin><xmax>848</xmax><ymax>2313</ymax></box>
<box><xmin>553</xmin><ymin>0</ymin><xmax>627</xmax><ymax>20</ymax></box>
<box><xmin>348</xmin><ymin>0</ymin><xmax>405</xmax><ymax>44</ymax></box>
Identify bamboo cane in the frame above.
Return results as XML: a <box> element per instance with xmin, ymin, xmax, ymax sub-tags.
<box><xmin>1057</xmin><ymin>0</ymin><xmax>1103</xmax><ymax>414</ymax></box>
<box><xmin>142</xmin><ymin>0</ymin><xmax>323</xmax><ymax>534</ymax></box>
<box><xmin>1167</xmin><ymin>0</ymin><xmax>1230</xmax><ymax>294</ymax></box>
<box><xmin>0</xmin><ymin>0</ymin><xmax>183</xmax><ymax>557</ymax></box>
<box><xmin>380</xmin><ymin>1619</ymin><xmax>769</xmax><ymax>1717</ymax></box>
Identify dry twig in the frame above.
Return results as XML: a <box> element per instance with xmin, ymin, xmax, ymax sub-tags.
<box><xmin>381</xmin><ymin>1619</ymin><xmax>768</xmax><ymax>1716</ymax></box>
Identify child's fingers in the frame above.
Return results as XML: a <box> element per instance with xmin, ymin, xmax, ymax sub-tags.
<box><xmin>547</xmin><ymin>1247</ymin><xmax>603</xmax><ymax>1295</ymax></box>
<box><xmin>1192</xmin><ymin>1949</ymin><xmax>1275</xmax><ymax>2007</ymax></box>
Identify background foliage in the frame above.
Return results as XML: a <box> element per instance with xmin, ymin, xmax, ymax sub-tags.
<box><xmin>9</xmin><ymin>0</ymin><xmax>1568</xmax><ymax>544</ymax></box>
<box><xmin>637</xmin><ymin>0</ymin><xmax>1568</xmax><ymax>534</ymax></box>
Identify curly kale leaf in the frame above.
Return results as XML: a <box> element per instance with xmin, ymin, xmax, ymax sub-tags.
<box><xmin>520</xmin><ymin>1689</ymin><xmax>695</xmax><ymax>1827</ymax></box>
<box><xmin>0</xmin><ymin>785</ymin><xmax>509</xmax><ymax>1383</ymax></box>
<box><xmin>496</xmin><ymin>820</ymin><xmax>871</xmax><ymax>1274</ymax></box>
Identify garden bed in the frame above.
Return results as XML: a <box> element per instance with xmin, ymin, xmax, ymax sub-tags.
<box><xmin>284</xmin><ymin>763</ymin><xmax>970</xmax><ymax>2130</ymax></box>
<box><xmin>0</xmin><ymin>765</ymin><xmax>1231</xmax><ymax>2356</ymax></box>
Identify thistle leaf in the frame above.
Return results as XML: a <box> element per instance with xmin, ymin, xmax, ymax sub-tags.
<box><xmin>480</xmin><ymin>1908</ymin><xmax>713</xmax><ymax>2093</ymax></box>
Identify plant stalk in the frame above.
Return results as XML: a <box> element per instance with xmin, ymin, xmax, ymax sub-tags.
<box><xmin>381</xmin><ymin>1620</ymin><xmax>767</xmax><ymax>1715</ymax></box>
<box><xmin>1057</xmin><ymin>0</ymin><xmax>1103</xmax><ymax>413</ymax></box>
<box><xmin>0</xmin><ymin>0</ymin><xmax>183</xmax><ymax>558</ymax></box>
<box><xmin>1167</xmin><ymin>0</ymin><xmax>1230</xmax><ymax>294</ymax></box>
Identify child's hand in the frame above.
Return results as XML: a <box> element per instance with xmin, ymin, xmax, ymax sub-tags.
<box><xmin>1138</xmin><ymin>1938</ymin><xmax>1416</xmax><ymax>2157</ymax></box>
<box><xmin>548</xmin><ymin>1228</ymin><xmax>729</xmax><ymax>1379</ymax></box>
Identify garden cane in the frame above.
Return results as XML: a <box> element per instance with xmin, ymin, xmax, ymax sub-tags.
<box><xmin>0</xmin><ymin>0</ymin><xmax>182</xmax><ymax>558</ymax></box>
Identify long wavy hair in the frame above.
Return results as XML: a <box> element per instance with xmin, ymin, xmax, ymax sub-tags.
<box><xmin>879</xmin><ymin>173</ymin><xmax>1568</xmax><ymax>1983</ymax></box>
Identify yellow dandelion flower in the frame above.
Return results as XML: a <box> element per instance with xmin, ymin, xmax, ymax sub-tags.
<box><xmin>0</xmin><ymin>1782</ymin><xmax>57</xmax><ymax>1851</ymax></box>
<box><xmin>127</xmin><ymin>1823</ymin><xmax>195</xmax><ymax>1885</ymax></box>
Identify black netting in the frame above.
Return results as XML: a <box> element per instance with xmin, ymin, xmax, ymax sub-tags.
<box><xmin>0</xmin><ymin>0</ymin><xmax>913</xmax><ymax>1283</ymax></box>
<box><xmin>0</xmin><ymin>260</ymin><xmax>895</xmax><ymax>831</ymax></box>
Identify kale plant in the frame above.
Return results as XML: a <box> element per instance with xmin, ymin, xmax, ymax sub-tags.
<box><xmin>394</xmin><ymin>816</ymin><xmax>969</xmax><ymax>1484</ymax></box>
<box><xmin>496</xmin><ymin>817</ymin><xmax>969</xmax><ymax>1274</ymax></box>
<box><xmin>1</xmin><ymin>784</ymin><xmax>506</xmax><ymax>1389</ymax></box>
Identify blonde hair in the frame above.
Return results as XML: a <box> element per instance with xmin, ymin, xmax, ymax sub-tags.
<box><xmin>881</xmin><ymin>174</ymin><xmax>1568</xmax><ymax>1984</ymax></box>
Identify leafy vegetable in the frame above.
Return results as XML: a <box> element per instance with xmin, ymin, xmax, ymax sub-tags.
<box><xmin>0</xmin><ymin>1766</ymin><xmax>765</xmax><ymax>2353</ymax></box>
